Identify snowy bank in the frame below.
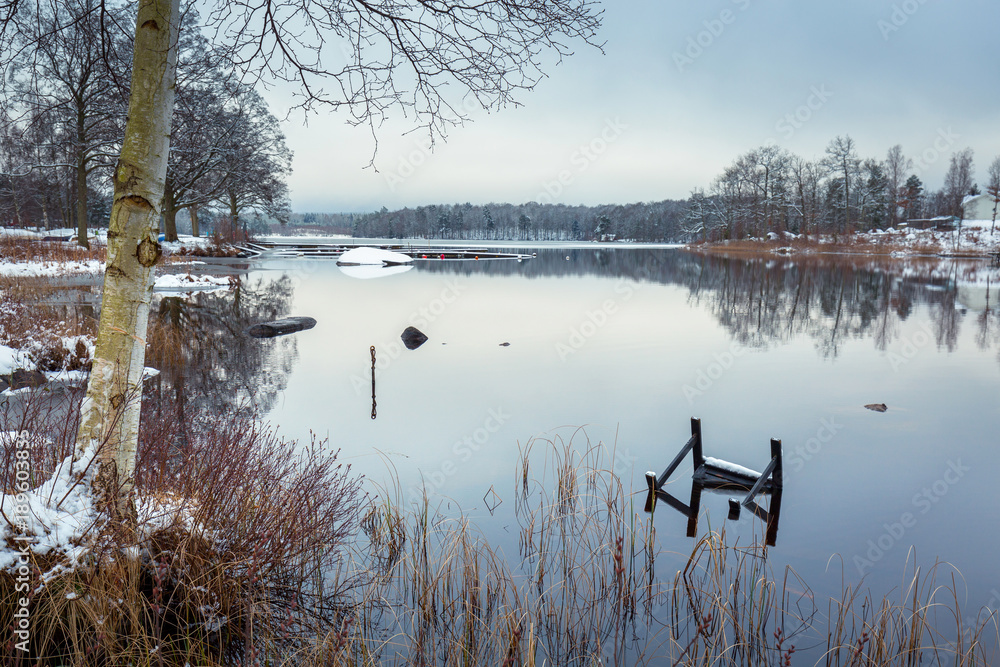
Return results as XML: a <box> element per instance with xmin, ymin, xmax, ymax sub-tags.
<box><xmin>0</xmin><ymin>259</ymin><xmax>102</xmax><ymax>277</ymax></box>
<box><xmin>153</xmin><ymin>273</ymin><xmax>235</xmax><ymax>292</ymax></box>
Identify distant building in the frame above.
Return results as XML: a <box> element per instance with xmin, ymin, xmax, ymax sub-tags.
<box><xmin>962</xmin><ymin>193</ymin><xmax>998</xmax><ymax>221</ymax></box>
<box><xmin>902</xmin><ymin>216</ymin><xmax>958</xmax><ymax>230</ymax></box>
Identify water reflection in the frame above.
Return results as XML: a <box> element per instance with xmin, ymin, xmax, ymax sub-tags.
<box><xmin>144</xmin><ymin>275</ymin><xmax>300</xmax><ymax>418</ymax></box>
<box><xmin>419</xmin><ymin>249</ymin><xmax>1000</xmax><ymax>360</ymax></box>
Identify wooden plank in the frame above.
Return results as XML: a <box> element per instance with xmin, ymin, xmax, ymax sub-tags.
<box><xmin>694</xmin><ymin>464</ymin><xmax>762</xmax><ymax>490</ymax></box>
<box><xmin>741</xmin><ymin>457</ymin><xmax>779</xmax><ymax>507</ymax></box>
<box><xmin>655</xmin><ymin>435</ymin><xmax>696</xmax><ymax>489</ymax></box>
<box><xmin>654</xmin><ymin>489</ymin><xmax>692</xmax><ymax>517</ymax></box>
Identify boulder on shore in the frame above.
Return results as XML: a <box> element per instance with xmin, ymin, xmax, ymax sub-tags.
<box><xmin>401</xmin><ymin>326</ymin><xmax>428</xmax><ymax>350</ymax></box>
<box><xmin>245</xmin><ymin>317</ymin><xmax>317</xmax><ymax>338</ymax></box>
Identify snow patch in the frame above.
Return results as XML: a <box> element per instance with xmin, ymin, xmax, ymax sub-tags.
<box><xmin>336</xmin><ymin>247</ymin><xmax>414</xmax><ymax>266</ymax></box>
<box><xmin>703</xmin><ymin>456</ymin><xmax>762</xmax><ymax>479</ymax></box>
<box><xmin>154</xmin><ymin>273</ymin><xmax>234</xmax><ymax>292</ymax></box>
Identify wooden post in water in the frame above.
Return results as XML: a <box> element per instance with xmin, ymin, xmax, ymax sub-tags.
<box><xmin>770</xmin><ymin>438</ymin><xmax>782</xmax><ymax>488</ymax></box>
<box><xmin>691</xmin><ymin>417</ymin><xmax>704</xmax><ymax>470</ymax></box>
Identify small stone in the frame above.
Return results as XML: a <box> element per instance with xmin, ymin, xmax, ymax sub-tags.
<box><xmin>864</xmin><ymin>403</ymin><xmax>888</xmax><ymax>413</ymax></box>
<box><xmin>401</xmin><ymin>326</ymin><xmax>428</xmax><ymax>350</ymax></box>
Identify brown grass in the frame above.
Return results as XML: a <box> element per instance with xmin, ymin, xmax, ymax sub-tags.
<box><xmin>0</xmin><ymin>236</ymin><xmax>106</xmax><ymax>264</ymax></box>
<box><xmin>1</xmin><ymin>390</ymin><xmax>366</xmax><ymax>666</ymax></box>
<box><xmin>686</xmin><ymin>234</ymin><xmax>947</xmax><ymax>258</ymax></box>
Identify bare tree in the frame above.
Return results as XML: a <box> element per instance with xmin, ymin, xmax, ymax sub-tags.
<box><xmin>5</xmin><ymin>0</ymin><xmax>130</xmax><ymax>247</ymax></box>
<box><xmin>943</xmin><ymin>147</ymin><xmax>975</xmax><ymax>219</ymax></box>
<box><xmin>985</xmin><ymin>155</ymin><xmax>1000</xmax><ymax>235</ymax></box>
<box><xmin>790</xmin><ymin>156</ymin><xmax>822</xmax><ymax>237</ymax></box>
<box><xmin>884</xmin><ymin>144</ymin><xmax>911</xmax><ymax>228</ymax></box>
<box><xmin>824</xmin><ymin>135</ymin><xmax>860</xmax><ymax>236</ymax></box>
<box><xmin>3</xmin><ymin>0</ymin><xmax>603</xmax><ymax>518</ymax></box>
<box><xmin>214</xmin><ymin>89</ymin><xmax>291</xmax><ymax>237</ymax></box>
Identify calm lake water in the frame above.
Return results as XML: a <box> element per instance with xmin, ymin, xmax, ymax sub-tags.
<box><xmin>153</xmin><ymin>242</ymin><xmax>1000</xmax><ymax>643</ymax></box>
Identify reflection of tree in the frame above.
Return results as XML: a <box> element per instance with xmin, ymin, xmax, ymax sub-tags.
<box><xmin>418</xmin><ymin>248</ymin><xmax>1000</xmax><ymax>360</ymax></box>
<box><xmin>679</xmin><ymin>253</ymin><xmax>997</xmax><ymax>359</ymax></box>
<box><xmin>144</xmin><ymin>275</ymin><xmax>299</xmax><ymax>421</ymax></box>
<box><xmin>975</xmin><ymin>279</ymin><xmax>1000</xmax><ymax>361</ymax></box>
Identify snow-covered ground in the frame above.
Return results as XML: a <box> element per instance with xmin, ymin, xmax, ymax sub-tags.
<box><xmin>153</xmin><ymin>272</ymin><xmax>235</xmax><ymax>292</ymax></box>
<box><xmin>859</xmin><ymin>220</ymin><xmax>1000</xmax><ymax>255</ymax></box>
<box><xmin>0</xmin><ymin>258</ymin><xmax>103</xmax><ymax>277</ymax></box>
<box><xmin>0</xmin><ymin>231</ymin><xmax>237</xmax><ymax>391</ymax></box>
<box><xmin>750</xmin><ymin>220</ymin><xmax>1000</xmax><ymax>257</ymax></box>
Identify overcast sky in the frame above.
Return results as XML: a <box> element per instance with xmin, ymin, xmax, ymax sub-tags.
<box><xmin>266</xmin><ymin>0</ymin><xmax>1000</xmax><ymax>213</ymax></box>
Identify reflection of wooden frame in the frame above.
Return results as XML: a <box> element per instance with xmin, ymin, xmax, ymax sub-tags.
<box><xmin>644</xmin><ymin>418</ymin><xmax>784</xmax><ymax>546</ymax></box>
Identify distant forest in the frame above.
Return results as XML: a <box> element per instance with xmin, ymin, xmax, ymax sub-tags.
<box><xmin>284</xmin><ymin>135</ymin><xmax>1000</xmax><ymax>243</ymax></box>
<box><xmin>284</xmin><ymin>201</ymin><xmax>688</xmax><ymax>242</ymax></box>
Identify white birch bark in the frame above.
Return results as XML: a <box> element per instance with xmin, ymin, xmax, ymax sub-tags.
<box><xmin>74</xmin><ymin>0</ymin><xmax>180</xmax><ymax>517</ymax></box>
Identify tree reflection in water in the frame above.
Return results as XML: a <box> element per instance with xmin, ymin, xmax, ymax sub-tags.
<box><xmin>144</xmin><ymin>275</ymin><xmax>299</xmax><ymax>426</ymax></box>
<box><xmin>420</xmin><ymin>248</ymin><xmax>1000</xmax><ymax>361</ymax></box>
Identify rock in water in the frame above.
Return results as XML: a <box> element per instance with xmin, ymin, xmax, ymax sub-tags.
<box><xmin>864</xmin><ymin>403</ymin><xmax>888</xmax><ymax>413</ymax></box>
<box><xmin>401</xmin><ymin>326</ymin><xmax>428</xmax><ymax>350</ymax></box>
<box><xmin>245</xmin><ymin>317</ymin><xmax>317</xmax><ymax>338</ymax></box>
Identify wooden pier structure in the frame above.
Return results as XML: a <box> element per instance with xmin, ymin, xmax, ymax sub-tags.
<box><xmin>237</xmin><ymin>241</ymin><xmax>534</xmax><ymax>262</ymax></box>
<box><xmin>645</xmin><ymin>418</ymin><xmax>784</xmax><ymax>545</ymax></box>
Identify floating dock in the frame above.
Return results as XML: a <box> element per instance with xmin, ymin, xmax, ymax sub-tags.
<box><xmin>239</xmin><ymin>241</ymin><xmax>534</xmax><ymax>261</ymax></box>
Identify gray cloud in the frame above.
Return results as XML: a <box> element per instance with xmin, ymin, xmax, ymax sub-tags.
<box><xmin>276</xmin><ymin>0</ymin><xmax>1000</xmax><ymax>212</ymax></box>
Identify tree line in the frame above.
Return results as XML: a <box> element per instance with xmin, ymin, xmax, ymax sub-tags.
<box><xmin>683</xmin><ymin>136</ymin><xmax>1000</xmax><ymax>241</ymax></box>
<box><xmin>0</xmin><ymin>0</ymin><xmax>291</xmax><ymax>248</ymax></box>
<box><xmin>342</xmin><ymin>200</ymin><xmax>689</xmax><ymax>241</ymax></box>
<box><xmin>288</xmin><ymin>135</ymin><xmax>1000</xmax><ymax>244</ymax></box>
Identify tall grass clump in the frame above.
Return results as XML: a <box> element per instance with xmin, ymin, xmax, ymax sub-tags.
<box><xmin>1</xmin><ymin>389</ymin><xmax>365</xmax><ymax>665</ymax></box>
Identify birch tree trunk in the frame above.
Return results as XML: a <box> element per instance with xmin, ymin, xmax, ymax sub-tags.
<box><xmin>74</xmin><ymin>0</ymin><xmax>180</xmax><ymax>519</ymax></box>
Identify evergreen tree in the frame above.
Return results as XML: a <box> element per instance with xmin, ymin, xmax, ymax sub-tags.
<box><xmin>900</xmin><ymin>175</ymin><xmax>924</xmax><ymax>220</ymax></box>
<box><xmin>483</xmin><ymin>205</ymin><xmax>495</xmax><ymax>239</ymax></box>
